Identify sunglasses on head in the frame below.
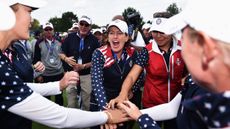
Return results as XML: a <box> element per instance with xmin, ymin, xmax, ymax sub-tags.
<box><xmin>44</xmin><ymin>28</ymin><xmax>53</xmax><ymax>31</ymax></box>
<box><xmin>79</xmin><ymin>22</ymin><xmax>90</xmax><ymax>27</ymax></box>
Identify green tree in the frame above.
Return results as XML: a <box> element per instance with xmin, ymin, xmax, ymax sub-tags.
<box><xmin>166</xmin><ymin>3</ymin><xmax>181</xmax><ymax>15</ymax></box>
<box><xmin>30</xmin><ymin>18</ymin><xmax>42</xmax><ymax>32</ymax></box>
<box><xmin>48</xmin><ymin>12</ymin><xmax>78</xmax><ymax>32</ymax></box>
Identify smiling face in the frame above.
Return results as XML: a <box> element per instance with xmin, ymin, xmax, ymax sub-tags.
<box><xmin>79</xmin><ymin>21</ymin><xmax>91</xmax><ymax>37</ymax></box>
<box><xmin>151</xmin><ymin>31</ymin><xmax>172</xmax><ymax>50</ymax></box>
<box><xmin>108</xmin><ymin>26</ymin><xmax>129</xmax><ymax>56</ymax></box>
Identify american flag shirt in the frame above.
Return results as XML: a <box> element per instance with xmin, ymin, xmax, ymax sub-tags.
<box><xmin>91</xmin><ymin>45</ymin><xmax>144</xmax><ymax>111</ymax></box>
<box><xmin>0</xmin><ymin>51</ymin><xmax>33</xmax><ymax>110</ymax></box>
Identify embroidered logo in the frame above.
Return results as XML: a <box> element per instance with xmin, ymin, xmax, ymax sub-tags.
<box><xmin>176</xmin><ymin>58</ymin><xmax>181</xmax><ymax>66</ymax></box>
<box><xmin>156</xmin><ymin>18</ymin><xmax>162</xmax><ymax>25</ymax></box>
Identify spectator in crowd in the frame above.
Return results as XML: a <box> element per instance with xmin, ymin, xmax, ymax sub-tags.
<box><xmin>0</xmin><ymin>1</ymin><xmax>128</xmax><ymax>129</ymax></box>
<box><xmin>92</xmin><ymin>28</ymin><xmax>104</xmax><ymax>46</ymax></box>
<box><xmin>109</xmin><ymin>12</ymin><xmax>187</xmax><ymax>129</ymax></box>
<box><xmin>60</xmin><ymin>15</ymin><xmax>100</xmax><ymax>111</ymax></box>
<box><xmin>118</xmin><ymin>0</ymin><xmax>230</xmax><ymax>129</ymax></box>
<box><xmin>90</xmin><ymin>19</ymin><xmax>144</xmax><ymax>129</ymax></box>
<box><xmin>141</xmin><ymin>23</ymin><xmax>152</xmax><ymax>45</ymax></box>
<box><xmin>68</xmin><ymin>22</ymin><xmax>79</xmax><ymax>33</ymax></box>
<box><xmin>33</xmin><ymin>22</ymin><xmax>65</xmax><ymax>106</ymax></box>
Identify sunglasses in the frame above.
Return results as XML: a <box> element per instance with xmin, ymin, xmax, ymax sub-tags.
<box><xmin>44</xmin><ymin>28</ymin><xmax>53</xmax><ymax>31</ymax></box>
<box><xmin>79</xmin><ymin>22</ymin><xmax>90</xmax><ymax>27</ymax></box>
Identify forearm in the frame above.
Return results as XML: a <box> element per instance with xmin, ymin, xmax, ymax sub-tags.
<box><xmin>26</xmin><ymin>81</ymin><xmax>61</xmax><ymax>96</ymax></box>
<box><xmin>8</xmin><ymin>92</ymin><xmax>108</xmax><ymax>128</ymax></box>
<box><xmin>83</xmin><ymin>62</ymin><xmax>91</xmax><ymax>69</ymax></box>
<box><xmin>119</xmin><ymin>76</ymin><xmax>135</xmax><ymax>96</ymax></box>
<box><xmin>59</xmin><ymin>53</ymin><xmax>67</xmax><ymax>61</ymax></box>
<box><xmin>140</xmin><ymin>93</ymin><xmax>182</xmax><ymax>121</ymax></box>
<box><xmin>120</xmin><ymin>65</ymin><xmax>143</xmax><ymax>96</ymax></box>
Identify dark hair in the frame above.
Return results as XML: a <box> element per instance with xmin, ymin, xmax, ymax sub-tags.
<box><xmin>153</xmin><ymin>12</ymin><xmax>173</xmax><ymax>18</ymax></box>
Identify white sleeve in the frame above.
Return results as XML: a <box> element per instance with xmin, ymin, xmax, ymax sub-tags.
<box><xmin>8</xmin><ymin>92</ymin><xmax>108</xmax><ymax>128</ymax></box>
<box><xmin>140</xmin><ymin>93</ymin><xmax>182</xmax><ymax>121</ymax></box>
<box><xmin>26</xmin><ymin>81</ymin><xmax>61</xmax><ymax>96</ymax></box>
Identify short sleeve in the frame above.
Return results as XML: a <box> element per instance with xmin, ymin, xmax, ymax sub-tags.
<box><xmin>134</xmin><ymin>47</ymin><xmax>149</xmax><ymax>68</ymax></box>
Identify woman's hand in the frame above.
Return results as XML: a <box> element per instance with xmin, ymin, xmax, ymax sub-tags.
<box><xmin>118</xmin><ymin>101</ymin><xmax>142</xmax><ymax>121</ymax></box>
<box><xmin>108</xmin><ymin>93</ymin><xmax>128</xmax><ymax>109</ymax></box>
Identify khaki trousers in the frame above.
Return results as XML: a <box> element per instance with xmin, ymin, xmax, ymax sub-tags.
<box><xmin>66</xmin><ymin>74</ymin><xmax>91</xmax><ymax>111</ymax></box>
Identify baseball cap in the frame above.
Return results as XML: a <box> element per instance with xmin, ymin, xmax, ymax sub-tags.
<box><xmin>72</xmin><ymin>23</ymin><xmax>78</xmax><ymax>28</ymax></box>
<box><xmin>79</xmin><ymin>16</ymin><xmax>92</xmax><ymax>25</ymax></box>
<box><xmin>8</xmin><ymin>0</ymin><xmax>47</xmax><ymax>10</ymax></box>
<box><xmin>163</xmin><ymin>0</ymin><xmax>230</xmax><ymax>43</ymax></box>
<box><xmin>43</xmin><ymin>22</ymin><xmax>54</xmax><ymax>29</ymax></box>
<box><xmin>149</xmin><ymin>18</ymin><xmax>169</xmax><ymax>33</ymax></box>
<box><xmin>0</xmin><ymin>3</ymin><xmax>16</xmax><ymax>30</ymax></box>
<box><xmin>93</xmin><ymin>28</ymin><xmax>103</xmax><ymax>34</ymax></box>
<box><xmin>107</xmin><ymin>19</ymin><xmax>128</xmax><ymax>34</ymax></box>
<box><xmin>142</xmin><ymin>23</ymin><xmax>151</xmax><ymax>30</ymax></box>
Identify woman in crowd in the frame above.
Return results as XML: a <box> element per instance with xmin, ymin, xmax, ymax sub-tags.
<box><xmin>118</xmin><ymin>0</ymin><xmax>230</xmax><ymax>128</ymax></box>
<box><xmin>109</xmin><ymin>12</ymin><xmax>187</xmax><ymax>129</ymax></box>
<box><xmin>90</xmin><ymin>19</ymin><xmax>144</xmax><ymax>129</ymax></box>
<box><xmin>0</xmin><ymin>1</ymin><xmax>127</xmax><ymax>129</ymax></box>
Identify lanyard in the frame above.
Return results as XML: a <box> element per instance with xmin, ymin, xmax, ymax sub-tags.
<box><xmin>79</xmin><ymin>38</ymin><xmax>84</xmax><ymax>52</ymax></box>
<box><xmin>112</xmin><ymin>49</ymin><xmax>127</xmax><ymax>71</ymax></box>
<box><xmin>22</xmin><ymin>40</ymin><xmax>28</xmax><ymax>52</ymax></box>
<box><xmin>45</xmin><ymin>39</ymin><xmax>55</xmax><ymax>55</ymax></box>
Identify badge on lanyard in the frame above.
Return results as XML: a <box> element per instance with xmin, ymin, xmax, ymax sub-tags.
<box><xmin>49</xmin><ymin>57</ymin><xmax>55</xmax><ymax>64</ymax></box>
<box><xmin>78</xmin><ymin>57</ymin><xmax>82</xmax><ymax>64</ymax></box>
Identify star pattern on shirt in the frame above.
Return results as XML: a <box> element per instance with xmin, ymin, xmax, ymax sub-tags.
<box><xmin>0</xmin><ymin>52</ymin><xmax>33</xmax><ymax>110</ymax></box>
<box><xmin>91</xmin><ymin>50</ymin><xmax>107</xmax><ymax>110</ymax></box>
<box><xmin>183</xmin><ymin>89</ymin><xmax>230</xmax><ymax>128</ymax></box>
<box><xmin>135</xmin><ymin>48</ymin><xmax>149</xmax><ymax>68</ymax></box>
<box><xmin>138</xmin><ymin>114</ymin><xmax>160</xmax><ymax>129</ymax></box>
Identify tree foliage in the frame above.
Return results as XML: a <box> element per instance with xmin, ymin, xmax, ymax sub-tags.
<box><xmin>48</xmin><ymin>12</ymin><xmax>78</xmax><ymax>32</ymax></box>
<box><xmin>166</xmin><ymin>3</ymin><xmax>181</xmax><ymax>16</ymax></box>
<box><xmin>30</xmin><ymin>18</ymin><xmax>42</xmax><ymax>32</ymax></box>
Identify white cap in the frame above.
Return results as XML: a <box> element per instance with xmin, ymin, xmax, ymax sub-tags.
<box><xmin>79</xmin><ymin>15</ymin><xmax>92</xmax><ymax>25</ymax></box>
<box><xmin>0</xmin><ymin>3</ymin><xmax>16</xmax><ymax>30</ymax></box>
<box><xmin>93</xmin><ymin>28</ymin><xmax>103</xmax><ymax>34</ymax></box>
<box><xmin>163</xmin><ymin>0</ymin><xmax>230</xmax><ymax>43</ymax></box>
<box><xmin>149</xmin><ymin>18</ymin><xmax>168</xmax><ymax>33</ymax></box>
<box><xmin>107</xmin><ymin>19</ymin><xmax>128</xmax><ymax>34</ymax></box>
<box><xmin>8</xmin><ymin>0</ymin><xmax>47</xmax><ymax>10</ymax></box>
<box><xmin>43</xmin><ymin>22</ymin><xmax>53</xmax><ymax>29</ymax></box>
<box><xmin>142</xmin><ymin>23</ymin><xmax>151</xmax><ymax>30</ymax></box>
<box><xmin>72</xmin><ymin>23</ymin><xmax>78</xmax><ymax>28</ymax></box>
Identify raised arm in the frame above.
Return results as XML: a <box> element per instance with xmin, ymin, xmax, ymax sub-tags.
<box><xmin>108</xmin><ymin>48</ymin><xmax>149</xmax><ymax>109</ymax></box>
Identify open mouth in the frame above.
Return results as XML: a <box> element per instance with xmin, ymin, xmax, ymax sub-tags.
<box><xmin>111</xmin><ymin>41</ymin><xmax>120</xmax><ymax>48</ymax></box>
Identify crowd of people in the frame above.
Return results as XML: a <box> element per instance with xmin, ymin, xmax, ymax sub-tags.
<box><xmin>1</xmin><ymin>0</ymin><xmax>230</xmax><ymax>129</ymax></box>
